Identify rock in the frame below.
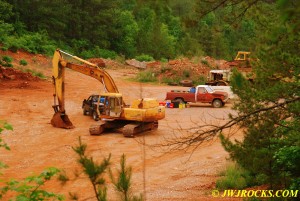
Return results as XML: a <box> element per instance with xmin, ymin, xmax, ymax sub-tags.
<box><xmin>125</xmin><ymin>59</ymin><xmax>147</xmax><ymax>69</ymax></box>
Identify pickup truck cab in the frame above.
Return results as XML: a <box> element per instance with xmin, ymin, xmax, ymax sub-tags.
<box><xmin>165</xmin><ymin>85</ymin><xmax>228</xmax><ymax>108</ymax></box>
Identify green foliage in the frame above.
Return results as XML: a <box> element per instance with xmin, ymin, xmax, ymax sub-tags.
<box><xmin>216</xmin><ymin>163</ymin><xmax>251</xmax><ymax>190</ymax></box>
<box><xmin>3</xmin><ymin>32</ymin><xmax>56</xmax><ymax>55</ymax></box>
<box><xmin>57</xmin><ymin>170</ymin><xmax>69</xmax><ymax>185</ymax></box>
<box><xmin>0</xmin><ymin>0</ymin><xmax>266</xmax><ymax>59</ymax></box>
<box><xmin>0</xmin><ymin>121</ymin><xmax>12</xmax><ymax>151</ymax></box>
<box><xmin>0</xmin><ymin>21</ymin><xmax>14</xmax><ymax>42</ymax></box>
<box><xmin>80</xmin><ymin>46</ymin><xmax>117</xmax><ymax>59</ymax></box>
<box><xmin>113</xmin><ymin>11</ymin><xmax>139</xmax><ymax>58</ymax></box>
<box><xmin>160</xmin><ymin>58</ymin><xmax>168</xmax><ymax>63</ymax></box>
<box><xmin>161</xmin><ymin>76</ymin><xmax>181</xmax><ymax>86</ymax></box>
<box><xmin>72</xmin><ymin>137</ymin><xmax>110</xmax><ymax>201</ymax></box>
<box><xmin>2</xmin><ymin>167</ymin><xmax>64</xmax><ymax>201</ymax></box>
<box><xmin>0</xmin><ymin>1</ymin><xmax>13</xmax><ymax>21</ymax></box>
<box><xmin>25</xmin><ymin>69</ymin><xmax>46</xmax><ymax>79</ymax></box>
<box><xmin>135</xmin><ymin>54</ymin><xmax>154</xmax><ymax>62</ymax></box>
<box><xmin>2</xmin><ymin>55</ymin><xmax>12</xmax><ymax>63</ymax></box>
<box><xmin>219</xmin><ymin>0</ymin><xmax>300</xmax><ymax>191</ymax></box>
<box><xmin>0</xmin><ymin>55</ymin><xmax>13</xmax><ymax>67</ymax></box>
<box><xmin>136</xmin><ymin>70</ymin><xmax>157</xmax><ymax>83</ymax></box>
<box><xmin>110</xmin><ymin>154</ymin><xmax>143</xmax><ymax>201</ymax></box>
<box><xmin>19</xmin><ymin>59</ymin><xmax>27</xmax><ymax>66</ymax></box>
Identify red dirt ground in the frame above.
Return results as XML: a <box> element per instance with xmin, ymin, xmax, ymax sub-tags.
<box><xmin>0</xmin><ymin>50</ymin><xmax>243</xmax><ymax>201</ymax></box>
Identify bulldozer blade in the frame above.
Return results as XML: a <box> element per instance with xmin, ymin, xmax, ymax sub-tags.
<box><xmin>51</xmin><ymin>112</ymin><xmax>74</xmax><ymax>129</ymax></box>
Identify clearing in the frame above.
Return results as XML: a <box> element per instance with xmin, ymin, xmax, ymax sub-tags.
<box><xmin>0</xmin><ymin>50</ymin><xmax>242</xmax><ymax>201</ymax></box>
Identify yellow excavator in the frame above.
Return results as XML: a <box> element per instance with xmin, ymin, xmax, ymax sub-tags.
<box><xmin>51</xmin><ymin>49</ymin><xmax>165</xmax><ymax>137</ymax></box>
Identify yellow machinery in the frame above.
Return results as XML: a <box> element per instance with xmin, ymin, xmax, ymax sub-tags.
<box><xmin>227</xmin><ymin>51</ymin><xmax>252</xmax><ymax>68</ymax></box>
<box><xmin>234</xmin><ymin>51</ymin><xmax>251</xmax><ymax>61</ymax></box>
<box><xmin>51</xmin><ymin>49</ymin><xmax>165</xmax><ymax>137</ymax></box>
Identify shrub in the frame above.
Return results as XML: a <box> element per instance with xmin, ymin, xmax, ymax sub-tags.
<box><xmin>135</xmin><ymin>54</ymin><xmax>154</xmax><ymax>62</ymax></box>
<box><xmin>19</xmin><ymin>59</ymin><xmax>27</xmax><ymax>66</ymax></box>
<box><xmin>2</xmin><ymin>55</ymin><xmax>12</xmax><ymax>63</ymax></box>
<box><xmin>160</xmin><ymin>58</ymin><xmax>168</xmax><ymax>63</ymax></box>
<box><xmin>0</xmin><ymin>55</ymin><xmax>13</xmax><ymax>67</ymax></box>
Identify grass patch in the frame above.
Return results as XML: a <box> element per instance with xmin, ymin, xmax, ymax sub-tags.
<box><xmin>161</xmin><ymin>76</ymin><xmax>181</xmax><ymax>85</ymax></box>
<box><xmin>135</xmin><ymin>70</ymin><xmax>157</xmax><ymax>83</ymax></box>
<box><xmin>216</xmin><ymin>163</ymin><xmax>251</xmax><ymax>190</ymax></box>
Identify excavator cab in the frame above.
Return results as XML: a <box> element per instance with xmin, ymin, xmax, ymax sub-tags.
<box><xmin>100</xmin><ymin>93</ymin><xmax>123</xmax><ymax>118</ymax></box>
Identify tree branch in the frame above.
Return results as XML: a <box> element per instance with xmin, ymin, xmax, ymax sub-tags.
<box><xmin>158</xmin><ymin>96</ymin><xmax>300</xmax><ymax>151</ymax></box>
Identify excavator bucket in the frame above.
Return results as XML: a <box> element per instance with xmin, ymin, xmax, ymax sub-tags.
<box><xmin>51</xmin><ymin>112</ymin><xmax>74</xmax><ymax>129</ymax></box>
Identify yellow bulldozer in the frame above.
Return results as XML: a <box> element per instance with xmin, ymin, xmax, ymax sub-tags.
<box><xmin>50</xmin><ymin>49</ymin><xmax>165</xmax><ymax>137</ymax></box>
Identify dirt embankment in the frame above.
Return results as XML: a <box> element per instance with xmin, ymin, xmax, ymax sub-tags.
<box><xmin>0</xmin><ymin>49</ymin><xmax>242</xmax><ymax>201</ymax></box>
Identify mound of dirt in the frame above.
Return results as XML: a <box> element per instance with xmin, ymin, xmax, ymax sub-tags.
<box><xmin>0</xmin><ymin>66</ymin><xmax>40</xmax><ymax>81</ymax></box>
<box><xmin>0</xmin><ymin>66</ymin><xmax>44</xmax><ymax>89</ymax></box>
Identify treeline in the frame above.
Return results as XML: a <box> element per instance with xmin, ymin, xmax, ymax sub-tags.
<box><xmin>0</xmin><ymin>0</ymin><xmax>259</xmax><ymax>59</ymax></box>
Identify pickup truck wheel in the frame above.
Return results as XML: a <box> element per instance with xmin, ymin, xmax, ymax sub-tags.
<box><xmin>212</xmin><ymin>99</ymin><xmax>222</xmax><ymax>108</ymax></box>
<box><xmin>92</xmin><ymin>111</ymin><xmax>99</xmax><ymax>121</ymax></box>
<box><xmin>174</xmin><ymin>98</ymin><xmax>185</xmax><ymax>103</ymax></box>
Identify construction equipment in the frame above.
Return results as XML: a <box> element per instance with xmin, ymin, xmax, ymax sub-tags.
<box><xmin>205</xmin><ymin>69</ymin><xmax>231</xmax><ymax>86</ymax></box>
<box><xmin>51</xmin><ymin>49</ymin><xmax>165</xmax><ymax>137</ymax></box>
<box><xmin>226</xmin><ymin>51</ymin><xmax>251</xmax><ymax>68</ymax></box>
<box><xmin>205</xmin><ymin>51</ymin><xmax>254</xmax><ymax>86</ymax></box>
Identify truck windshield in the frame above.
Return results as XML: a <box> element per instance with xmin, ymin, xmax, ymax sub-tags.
<box><xmin>205</xmin><ymin>86</ymin><xmax>214</xmax><ymax>93</ymax></box>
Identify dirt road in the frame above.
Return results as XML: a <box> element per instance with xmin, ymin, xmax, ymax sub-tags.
<box><xmin>0</xmin><ymin>64</ymin><xmax>241</xmax><ymax>200</ymax></box>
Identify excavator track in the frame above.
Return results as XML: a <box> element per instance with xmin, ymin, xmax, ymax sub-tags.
<box><xmin>89</xmin><ymin>120</ymin><xmax>127</xmax><ymax>135</ymax></box>
<box><xmin>122</xmin><ymin>121</ymin><xmax>158</xmax><ymax>137</ymax></box>
<box><xmin>89</xmin><ymin>121</ymin><xmax>106</xmax><ymax>135</ymax></box>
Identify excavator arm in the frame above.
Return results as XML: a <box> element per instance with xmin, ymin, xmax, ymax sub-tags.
<box><xmin>51</xmin><ymin>49</ymin><xmax>122</xmax><ymax>129</ymax></box>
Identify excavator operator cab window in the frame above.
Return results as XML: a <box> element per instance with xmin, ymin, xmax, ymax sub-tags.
<box><xmin>109</xmin><ymin>96</ymin><xmax>122</xmax><ymax>117</ymax></box>
<box><xmin>236</xmin><ymin>53</ymin><xmax>245</xmax><ymax>60</ymax></box>
<box><xmin>102</xmin><ymin>96</ymin><xmax>122</xmax><ymax>118</ymax></box>
<box><xmin>236</xmin><ymin>52</ymin><xmax>250</xmax><ymax>61</ymax></box>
